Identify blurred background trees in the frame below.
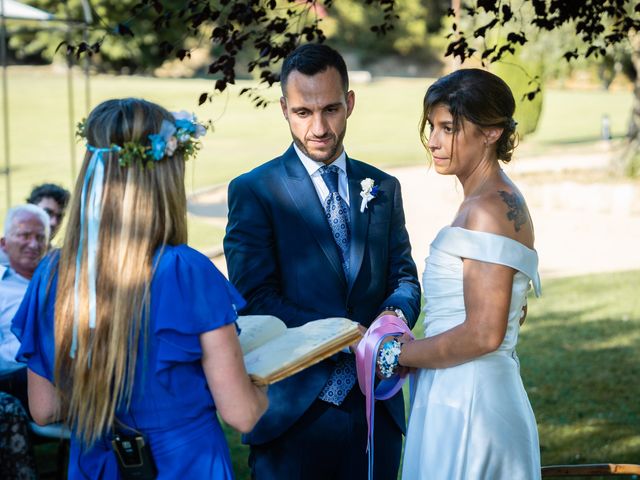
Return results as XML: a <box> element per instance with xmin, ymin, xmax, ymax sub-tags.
<box><xmin>3</xmin><ymin>0</ymin><xmax>639</xmax><ymax>174</ymax></box>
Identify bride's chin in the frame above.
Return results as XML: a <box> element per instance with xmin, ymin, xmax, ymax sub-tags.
<box><xmin>433</xmin><ymin>163</ymin><xmax>451</xmax><ymax>175</ymax></box>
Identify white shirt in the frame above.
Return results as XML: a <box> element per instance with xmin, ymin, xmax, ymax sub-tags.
<box><xmin>0</xmin><ymin>264</ymin><xmax>29</xmax><ymax>374</ymax></box>
<box><xmin>294</xmin><ymin>143</ymin><xmax>350</xmax><ymax>206</ymax></box>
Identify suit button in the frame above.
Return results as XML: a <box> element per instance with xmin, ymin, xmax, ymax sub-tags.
<box><xmin>346</xmin><ymin>306</ymin><xmax>354</xmax><ymax>316</ymax></box>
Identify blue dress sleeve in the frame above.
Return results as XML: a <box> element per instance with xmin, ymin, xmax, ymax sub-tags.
<box><xmin>11</xmin><ymin>253</ymin><xmax>59</xmax><ymax>383</ymax></box>
<box><xmin>151</xmin><ymin>245</ymin><xmax>245</xmax><ymax>386</ymax></box>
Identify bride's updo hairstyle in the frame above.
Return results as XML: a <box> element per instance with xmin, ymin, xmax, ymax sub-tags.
<box><xmin>419</xmin><ymin>68</ymin><xmax>518</xmax><ymax>163</ymax></box>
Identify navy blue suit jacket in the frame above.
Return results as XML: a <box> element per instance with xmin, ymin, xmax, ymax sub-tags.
<box><xmin>224</xmin><ymin>145</ymin><xmax>421</xmax><ymax>445</ymax></box>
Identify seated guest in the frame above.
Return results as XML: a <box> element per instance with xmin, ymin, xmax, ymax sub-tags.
<box><xmin>0</xmin><ymin>205</ymin><xmax>49</xmax><ymax>406</ymax></box>
<box><xmin>27</xmin><ymin>183</ymin><xmax>71</xmax><ymax>241</ymax></box>
<box><xmin>12</xmin><ymin>98</ymin><xmax>268</xmax><ymax>479</ymax></box>
<box><xmin>0</xmin><ymin>184</ymin><xmax>65</xmax><ymax>266</ymax></box>
<box><xmin>0</xmin><ymin>391</ymin><xmax>37</xmax><ymax>478</ymax></box>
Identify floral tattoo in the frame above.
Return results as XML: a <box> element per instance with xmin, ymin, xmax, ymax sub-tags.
<box><xmin>498</xmin><ymin>190</ymin><xmax>526</xmax><ymax>232</ymax></box>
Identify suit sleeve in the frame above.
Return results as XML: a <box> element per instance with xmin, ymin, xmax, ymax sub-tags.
<box><xmin>223</xmin><ymin>175</ymin><xmax>325</xmax><ymax>327</ymax></box>
<box><xmin>379</xmin><ymin>178</ymin><xmax>421</xmax><ymax>329</ymax></box>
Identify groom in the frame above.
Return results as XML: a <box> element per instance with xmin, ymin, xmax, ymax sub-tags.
<box><xmin>224</xmin><ymin>43</ymin><xmax>421</xmax><ymax>479</ymax></box>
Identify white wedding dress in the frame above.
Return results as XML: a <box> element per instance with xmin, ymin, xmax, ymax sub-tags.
<box><xmin>402</xmin><ymin>227</ymin><xmax>542</xmax><ymax>480</ymax></box>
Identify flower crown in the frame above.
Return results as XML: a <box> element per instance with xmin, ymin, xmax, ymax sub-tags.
<box><xmin>76</xmin><ymin>111</ymin><xmax>208</xmax><ymax>167</ymax></box>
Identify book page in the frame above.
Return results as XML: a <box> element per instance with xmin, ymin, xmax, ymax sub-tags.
<box><xmin>243</xmin><ymin>317</ymin><xmax>359</xmax><ymax>382</ymax></box>
<box><xmin>237</xmin><ymin>315</ymin><xmax>287</xmax><ymax>354</ymax></box>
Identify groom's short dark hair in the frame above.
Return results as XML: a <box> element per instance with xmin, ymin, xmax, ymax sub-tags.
<box><xmin>280</xmin><ymin>44</ymin><xmax>349</xmax><ymax>96</ymax></box>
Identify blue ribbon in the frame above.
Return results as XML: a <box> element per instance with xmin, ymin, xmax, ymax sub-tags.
<box><xmin>70</xmin><ymin>145</ymin><xmax>118</xmax><ymax>359</ymax></box>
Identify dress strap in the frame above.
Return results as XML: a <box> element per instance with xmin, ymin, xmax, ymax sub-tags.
<box><xmin>432</xmin><ymin>227</ymin><xmax>542</xmax><ymax>296</ymax></box>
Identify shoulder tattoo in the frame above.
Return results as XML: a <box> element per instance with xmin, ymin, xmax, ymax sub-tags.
<box><xmin>498</xmin><ymin>190</ymin><xmax>527</xmax><ymax>232</ymax></box>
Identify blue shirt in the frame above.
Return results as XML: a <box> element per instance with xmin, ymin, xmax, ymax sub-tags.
<box><xmin>0</xmin><ymin>264</ymin><xmax>29</xmax><ymax>374</ymax></box>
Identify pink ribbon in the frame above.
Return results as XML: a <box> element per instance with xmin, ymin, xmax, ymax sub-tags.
<box><xmin>355</xmin><ymin>314</ymin><xmax>414</xmax><ymax>480</ymax></box>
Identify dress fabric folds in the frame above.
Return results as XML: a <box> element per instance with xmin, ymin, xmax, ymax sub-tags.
<box><xmin>402</xmin><ymin>227</ymin><xmax>541</xmax><ymax>480</ymax></box>
<box><xmin>12</xmin><ymin>244</ymin><xmax>245</xmax><ymax>479</ymax></box>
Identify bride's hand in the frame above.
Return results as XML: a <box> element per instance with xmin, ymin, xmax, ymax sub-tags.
<box><xmin>376</xmin><ymin>335</ymin><xmax>413</xmax><ymax>379</ymax></box>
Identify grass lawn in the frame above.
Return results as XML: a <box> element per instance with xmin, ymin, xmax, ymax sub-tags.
<box><xmin>520</xmin><ymin>270</ymin><xmax>640</xmax><ymax>467</ymax></box>
<box><xmin>0</xmin><ymin>68</ymin><xmax>634</xmax><ymax>251</ymax></box>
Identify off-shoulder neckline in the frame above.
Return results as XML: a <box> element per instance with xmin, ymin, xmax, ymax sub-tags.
<box><xmin>442</xmin><ymin>226</ymin><xmax>536</xmax><ymax>253</ymax></box>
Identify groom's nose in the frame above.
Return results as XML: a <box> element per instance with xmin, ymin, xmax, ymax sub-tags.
<box><xmin>310</xmin><ymin>113</ymin><xmax>329</xmax><ymax>137</ymax></box>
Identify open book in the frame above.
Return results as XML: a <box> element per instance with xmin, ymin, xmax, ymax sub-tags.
<box><xmin>237</xmin><ymin>315</ymin><xmax>362</xmax><ymax>386</ymax></box>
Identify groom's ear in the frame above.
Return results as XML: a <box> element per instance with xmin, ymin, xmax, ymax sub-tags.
<box><xmin>280</xmin><ymin>96</ymin><xmax>289</xmax><ymax>121</ymax></box>
<box><xmin>346</xmin><ymin>90</ymin><xmax>355</xmax><ymax>118</ymax></box>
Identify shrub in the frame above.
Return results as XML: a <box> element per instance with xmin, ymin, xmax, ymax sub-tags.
<box><xmin>491</xmin><ymin>52</ymin><xmax>544</xmax><ymax>138</ymax></box>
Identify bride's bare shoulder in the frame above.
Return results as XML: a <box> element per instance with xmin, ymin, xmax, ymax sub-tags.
<box><xmin>455</xmin><ymin>188</ymin><xmax>534</xmax><ymax>247</ymax></box>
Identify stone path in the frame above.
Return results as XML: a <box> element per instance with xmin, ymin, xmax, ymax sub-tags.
<box><xmin>188</xmin><ymin>145</ymin><xmax>640</xmax><ymax>280</ymax></box>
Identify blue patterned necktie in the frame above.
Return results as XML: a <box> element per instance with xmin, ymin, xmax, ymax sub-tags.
<box><xmin>317</xmin><ymin>164</ymin><xmax>356</xmax><ymax>405</ymax></box>
<box><xmin>319</xmin><ymin>165</ymin><xmax>351</xmax><ymax>275</ymax></box>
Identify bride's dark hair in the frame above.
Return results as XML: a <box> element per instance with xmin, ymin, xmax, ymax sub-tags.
<box><xmin>419</xmin><ymin>68</ymin><xmax>518</xmax><ymax>163</ymax></box>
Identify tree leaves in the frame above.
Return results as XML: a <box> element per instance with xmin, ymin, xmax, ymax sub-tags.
<box><xmin>59</xmin><ymin>0</ymin><xmax>399</xmax><ymax>107</ymax></box>
<box><xmin>446</xmin><ymin>0</ymin><xmax>640</xmax><ymax>89</ymax></box>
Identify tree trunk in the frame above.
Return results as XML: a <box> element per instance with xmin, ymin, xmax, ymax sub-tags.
<box><xmin>621</xmin><ymin>30</ymin><xmax>640</xmax><ymax>177</ymax></box>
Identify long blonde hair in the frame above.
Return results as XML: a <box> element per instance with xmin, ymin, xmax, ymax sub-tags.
<box><xmin>54</xmin><ymin>98</ymin><xmax>188</xmax><ymax>445</ymax></box>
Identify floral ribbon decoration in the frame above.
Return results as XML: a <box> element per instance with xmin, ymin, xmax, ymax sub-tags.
<box><xmin>360</xmin><ymin>178</ymin><xmax>379</xmax><ymax>213</ymax></box>
<box><xmin>70</xmin><ymin>111</ymin><xmax>206</xmax><ymax>359</ymax></box>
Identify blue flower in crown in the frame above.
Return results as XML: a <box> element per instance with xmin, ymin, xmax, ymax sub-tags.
<box><xmin>175</xmin><ymin>118</ymin><xmax>197</xmax><ymax>133</ymax></box>
<box><xmin>173</xmin><ymin>111</ymin><xmax>207</xmax><ymax>142</ymax></box>
<box><xmin>148</xmin><ymin>134</ymin><xmax>166</xmax><ymax>161</ymax></box>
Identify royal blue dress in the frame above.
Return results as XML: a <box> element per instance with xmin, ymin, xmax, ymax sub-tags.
<box><xmin>12</xmin><ymin>244</ymin><xmax>245</xmax><ymax>479</ymax></box>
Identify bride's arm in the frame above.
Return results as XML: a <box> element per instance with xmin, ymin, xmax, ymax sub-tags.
<box><xmin>399</xmin><ymin>258</ymin><xmax>515</xmax><ymax>370</ymax></box>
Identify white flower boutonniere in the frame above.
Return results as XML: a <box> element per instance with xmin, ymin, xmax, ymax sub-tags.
<box><xmin>360</xmin><ymin>178</ymin><xmax>380</xmax><ymax>213</ymax></box>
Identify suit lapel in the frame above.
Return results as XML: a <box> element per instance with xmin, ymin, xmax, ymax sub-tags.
<box><xmin>280</xmin><ymin>146</ymin><xmax>347</xmax><ymax>286</ymax></box>
<box><xmin>346</xmin><ymin>158</ymin><xmax>369</xmax><ymax>290</ymax></box>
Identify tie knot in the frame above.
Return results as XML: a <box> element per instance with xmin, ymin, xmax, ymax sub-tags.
<box><xmin>320</xmin><ymin>165</ymin><xmax>340</xmax><ymax>194</ymax></box>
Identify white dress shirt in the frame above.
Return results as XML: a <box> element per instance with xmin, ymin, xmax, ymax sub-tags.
<box><xmin>294</xmin><ymin>143</ymin><xmax>350</xmax><ymax>206</ymax></box>
<box><xmin>0</xmin><ymin>264</ymin><xmax>29</xmax><ymax>375</ymax></box>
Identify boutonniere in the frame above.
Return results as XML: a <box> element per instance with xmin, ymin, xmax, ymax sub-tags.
<box><xmin>359</xmin><ymin>178</ymin><xmax>379</xmax><ymax>213</ymax></box>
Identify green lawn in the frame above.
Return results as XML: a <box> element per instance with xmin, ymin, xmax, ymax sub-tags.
<box><xmin>526</xmin><ymin>88</ymin><xmax>633</xmax><ymax>149</ymax></box>
<box><xmin>0</xmin><ymin>68</ymin><xmax>633</xmax><ymax>251</ymax></box>
<box><xmin>520</xmin><ymin>270</ymin><xmax>640</xmax><ymax>467</ymax></box>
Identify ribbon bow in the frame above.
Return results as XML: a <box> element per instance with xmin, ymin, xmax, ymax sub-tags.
<box><xmin>355</xmin><ymin>314</ymin><xmax>414</xmax><ymax>480</ymax></box>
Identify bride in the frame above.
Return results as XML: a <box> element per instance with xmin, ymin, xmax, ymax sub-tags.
<box><xmin>386</xmin><ymin>69</ymin><xmax>542</xmax><ymax>479</ymax></box>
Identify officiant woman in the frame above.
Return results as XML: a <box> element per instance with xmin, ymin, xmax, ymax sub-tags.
<box><xmin>11</xmin><ymin>98</ymin><xmax>268</xmax><ymax>479</ymax></box>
